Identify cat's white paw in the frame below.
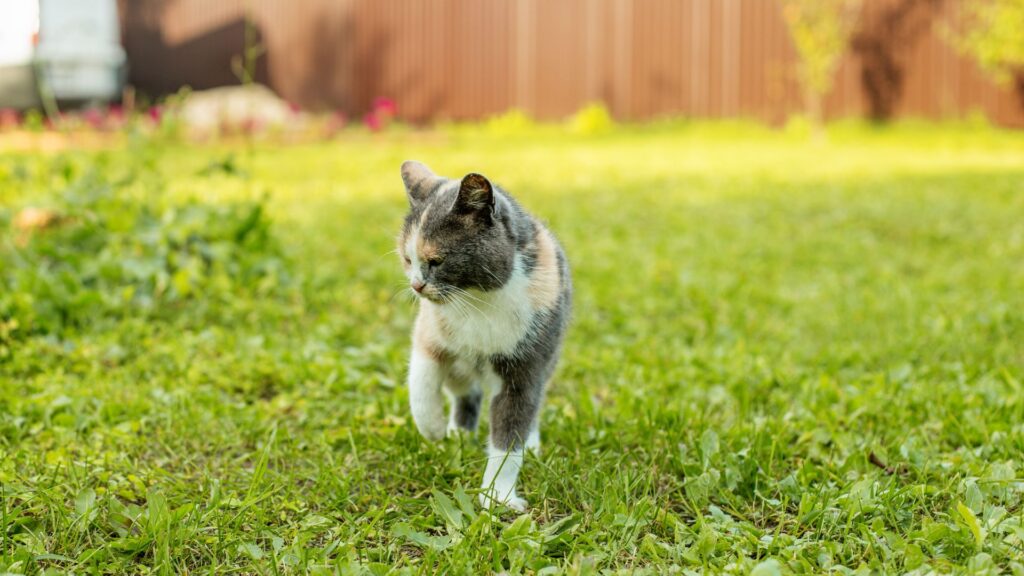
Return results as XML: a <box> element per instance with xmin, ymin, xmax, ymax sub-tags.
<box><xmin>479</xmin><ymin>490</ymin><xmax>528</xmax><ymax>512</ymax></box>
<box><xmin>504</xmin><ymin>496</ymin><xmax>528</xmax><ymax>512</ymax></box>
<box><xmin>525</xmin><ymin>430</ymin><xmax>541</xmax><ymax>457</ymax></box>
<box><xmin>481</xmin><ymin>446</ymin><xmax>525</xmax><ymax>511</ymax></box>
<box><xmin>415</xmin><ymin>415</ymin><xmax>448</xmax><ymax>442</ymax></box>
<box><xmin>446</xmin><ymin>419</ymin><xmax>471</xmax><ymax>439</ymax></box>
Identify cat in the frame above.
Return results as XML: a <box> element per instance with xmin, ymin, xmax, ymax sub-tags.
<box><xmin>397</xmin><ymin>161</ymin><xmax>572</xmax><ymax>511</ymax></box>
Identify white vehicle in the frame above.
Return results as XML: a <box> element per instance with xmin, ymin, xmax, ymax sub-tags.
<box><xmin>0</xmin><ymin>0</ymin><xmax>126</xmax><ymax>109</ymax></box>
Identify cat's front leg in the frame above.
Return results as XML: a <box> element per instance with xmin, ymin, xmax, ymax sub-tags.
<box><xmin>408</xmin><ymin>348</ymin><xmax>447</xmax><ymax>441</ymax></box>
<box><xmin>481</xmin><ymin>444</ymin><xmax>527</xmax><ymax>512</ymax></box>
<box><xmin>525</xmin><ymin>425</ymin><xmax>541</xmax><ymax>457</ymax></box>
<box><xmin>480</xmin><ymin>358</ymin><xmax>544</xmax><ymax>512</ymax></box>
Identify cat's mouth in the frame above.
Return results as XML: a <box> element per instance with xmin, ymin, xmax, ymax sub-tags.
<box><xmin>416</xmin><ymin>287</ymin><xmax>445</xmax><ymax>304</ymax></box>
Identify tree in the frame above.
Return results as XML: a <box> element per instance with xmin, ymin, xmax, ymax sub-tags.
<box><xmin>781</xmin><ymin>0</ymin><xmax>864</xmax><ymax>131</ymax></box>
<box><xmin>955</xmin><ymin>0</ymin><xmax>1024</xmax><ymax>85</ymax></box>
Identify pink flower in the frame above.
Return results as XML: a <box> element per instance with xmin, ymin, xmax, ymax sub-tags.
<box><xmin>147</xmin><ymin>105</ymin><xmax>163</xmax><ymax>124</ymax></box>
<box><xmin>0</xmin><ymin>108</ymin><xmax>19</xmax><ymax>129</ymax></box>
<box><xmin>288</xmin><ymin>101</ymin><xmax>302</xmax><ymax>115</ymax></box>
<box><xmin>105</xmin><ymin>105</ymin><xmax>126</xmax><ymax>130</ymax></box>
<box><xmin>364</xmin><ymin>111</ymin><xmax>382</xmax><ymax>132</ymax></box>
<box><xmin>373</xmin><ymin>97</ymin><xmax>397</xmax><ymax>117</ymax></box>
<box><xmin>83</xmin><ymin>108</ymin><xmax>104</xmax><ymax>129</ymax></box>
<box><xmin>365</xmin><ymin>97</ymin><xmax>397</xmax><ymax>132</ymax></box>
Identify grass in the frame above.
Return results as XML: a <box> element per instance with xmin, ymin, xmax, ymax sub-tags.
<box><xmin>1</xmin><ymin>120</ymin><xmax>1024</xmax><ymax>574</ymax></box>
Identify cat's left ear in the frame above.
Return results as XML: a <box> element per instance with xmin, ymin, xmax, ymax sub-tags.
<box><xmin>454</xmin><ymin>173</ymin><xmax>496</xmax><ymax>219</ymax></box>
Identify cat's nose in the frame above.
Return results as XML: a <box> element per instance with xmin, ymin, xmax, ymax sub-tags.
<box><xmin>411</xmin><ymin>280</ymin><xmax>426</xmax><ymax>293</ymax></box>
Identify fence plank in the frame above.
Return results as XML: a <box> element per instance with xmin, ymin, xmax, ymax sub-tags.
<box><xmin>118</xmin><ymin>0</ymin><xmax>1024</xmax><ymax>127</ymax></box>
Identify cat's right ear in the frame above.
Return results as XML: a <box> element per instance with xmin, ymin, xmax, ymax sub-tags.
<box><xmin>401</xmin><ymin>160</ymin><xmax>442</xmax><ymax>207</ymax></box>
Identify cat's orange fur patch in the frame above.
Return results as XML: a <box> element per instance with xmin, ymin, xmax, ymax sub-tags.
<box><xmin>528</xmin><ymin>228</ymin><xmax>561</xmax><ymax>310</ymax></box>
<box><xmin>417</xmin><ymin>236</ymin><xmax>439</xmax><ymax>261</ymax></box>
<box><xmin>414</xmin><ymin>306</ymin><xmax>448</xmax><ymax>362</ymax></box>
<box><xmin>411</xmin><ymin>207</ymin><xmax>440</xmax><ymax>261</ymax></box>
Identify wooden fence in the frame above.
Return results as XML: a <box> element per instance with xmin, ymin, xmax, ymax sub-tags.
<box><xmin>118</xmin><ymin>0</ymin><xmax>1024</xmax><ymax>127</ymax></box>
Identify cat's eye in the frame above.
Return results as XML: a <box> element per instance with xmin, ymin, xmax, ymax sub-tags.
<box><xmin>402</xmin><ymin>255</ymin><xmax>411</xmax><ymax>265</ymax></box>
<box><xmin>426</xmin><ymin>257</ymin><xmax>443</xmax><ymax>268</ymax></box>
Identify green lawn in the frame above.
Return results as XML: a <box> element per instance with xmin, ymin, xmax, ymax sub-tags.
<box><xmin>2</xmin><ymin>122</ymin><xmax>1024</xmax><ymax>574</ymax></box>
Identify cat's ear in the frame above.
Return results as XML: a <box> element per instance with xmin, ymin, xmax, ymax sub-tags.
<box><xmin>454</xmin><ymin>173</ymin><xmax>495</xmax><ymax>218</ymax></box>
<box><xmin>401</xmin><ymin>160</ymin><xmax>442</xmax><ymax>206</ymax></box>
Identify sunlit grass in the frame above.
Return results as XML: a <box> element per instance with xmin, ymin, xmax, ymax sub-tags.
<box><xmin>1</xmin><ymin>121</ymin><xmax>1023</xmax><ymax>574</ymax></box>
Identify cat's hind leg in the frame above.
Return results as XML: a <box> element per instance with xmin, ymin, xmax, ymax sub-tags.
<box><xmin>444</xmin><ymin>356</ymin><xmax>486</xmax><ymax>437</ymax></box>
<box><xmin>447</xmin><ymin>389</ymin><xmax>483</xmax><ymax>436</ymax></box>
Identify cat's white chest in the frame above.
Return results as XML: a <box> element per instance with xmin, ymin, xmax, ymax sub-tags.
<box><xmin>433</xmin><ymin>261</ymin><xmax>533</xmax><ymax>356</ymax></box>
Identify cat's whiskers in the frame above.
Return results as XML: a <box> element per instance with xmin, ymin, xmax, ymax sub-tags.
<box><xmin>451</xmin><ymin>294</ymin><xmax>484</xmax><ymax>317</ymax></box>
<box><xmin>454</xmin><ymin>287</ymin><xmax>497</xmax><ymax>310</ymax></box>
<box><xmin>441</xmin><ymin>293</ymin><xmax>473</xmax><ymax>323</ymax></box>
<box><xmin>448</xmin><ymin>287</ymin><xmax>491</xmax><ymax>315</ymax></box>
<box><xmin>389</xmin><ymin>286</ymin><xmax>419</xmax><ymax>306</ymax></box>
<box><xmin>460</xmin><ymin>273</ymin><xmax>527</xmax><ymax>322</ymax></box>
<box><xmin>451</xmin><ymin>290</ymin><xmax>485</xmax><ymax>323</ymax></box>
<box><xmin>479</xmin><ymin>264</ymin><xmax>504</xmax><ymax>287</ymax></box>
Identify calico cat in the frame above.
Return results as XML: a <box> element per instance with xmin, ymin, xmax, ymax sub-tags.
<box><xmin>397</xmin><ymin>161</ymin><xmax>571</xmax><ymax>511</ymax></box>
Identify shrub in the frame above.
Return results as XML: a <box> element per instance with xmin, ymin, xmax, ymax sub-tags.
<box><xmin>485</xmin><ymin>109</ymin><xmax>536</xmax><ymax>137</ymax></box>
<box><xmin>568</xmin><ymin>103</ymin><xmax>615</xmax><ymax>136</ymax></box>
<box><xmin>782</xmin><ymin>0</ymin><xmax>863</xmax><ymax>129</ymax></box>
<box><xmin>0</xmin><ymin>166</ymin><xmax>287</xmax><ymax>349</ymax></box>
<box><xmin>954</xmin><ymin>0</ymin><xmax>1024</xmax><ymax>85</ymax></box>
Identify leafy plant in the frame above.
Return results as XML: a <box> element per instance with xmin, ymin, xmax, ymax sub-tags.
<box><xmin>0</xmin><ymin>164</ymin><xmax>286</xmax><ymax>346</ymax></box>
<box><xmin>231</xmin><ymin>11</ymin><xmax>266</xmax><ymax>86</ymax></box>
<box><xmin>484</xmin><ymin>109</ymin><xmax>537</xmax><ymax>137</ymax></box>
<box><xmin>954</xmin><ymin>0</ymin><xmax>1024</xmax><ymax>85</ymax></box>
<box><xmin>569</xmin><ymin>103</ymin><xmax>615</xmax><ymax>136</ymax></box>
<box><xmin>782</xmin><ymin>0</ymin><xmax>863</xmax><ymax>130</ymax></box>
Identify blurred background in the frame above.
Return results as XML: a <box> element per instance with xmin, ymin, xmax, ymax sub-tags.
<box><xmin>1</xmin><ymin>0</ymin><xmax>1022</xmax><ymax>132</ymax></box>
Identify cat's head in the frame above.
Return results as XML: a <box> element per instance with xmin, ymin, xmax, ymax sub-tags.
<box><xmin>398</xmin><ymin>161</ymin><xmax>516</xmax><ymax>303</ymax></box>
